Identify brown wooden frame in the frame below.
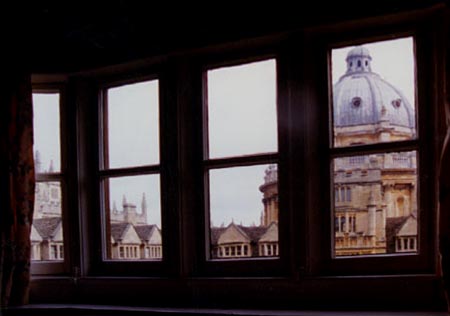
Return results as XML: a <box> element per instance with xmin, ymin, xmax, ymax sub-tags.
<box><xmin>302</xmin><ymin>17</ymin><xmax>443</xmax><ymax>277</ymax></box>
<box><xmin>28</xmin><ymin>5</ymin><xmax>448</xmax><ymax>311</ymax></box>
<box><xmin>197</xmin><ymin>54</ymin><xmax>284</xmax><ymax>277</ymax></box>
<box><xmin>30</xmin><ymin>81</ymin><xmax>73</xmax><ymax>276</ymax></box>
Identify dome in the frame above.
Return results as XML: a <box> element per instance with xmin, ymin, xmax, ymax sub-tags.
<box><xmin>346</xmin><ymin>46</ymin><xmax>371</xmax><ymax>60</ymax></box>
<box><xmin>333</xmin><ymin>46</ymin><xmax>415</xmax><ymax>129</ymax></box>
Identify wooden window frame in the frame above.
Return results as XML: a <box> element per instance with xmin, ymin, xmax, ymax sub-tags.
<box><xmin>28</xmin><ymin>6</ymin><xmax>447</xmax><ymax>311</ymax></box>
<box><xmin>306</xmin><ymin>20</ymin><xmax>441</xmax><ymax>277</ymax></box>
<box><xmin>188</xmin><ymin>49</ymin><xmax>290</xmax><ymax>277</ymax></box>
<box><xmin>31</xmin><ymin>81</ymin><xmax>74</xmax><ymax>276</ymax></box>
<box><xmin>86</xmin><ymin>68</ymin><xmax>181</xmax><ymax>277</ymax></box>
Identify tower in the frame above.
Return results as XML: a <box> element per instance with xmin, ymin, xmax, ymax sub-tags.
<box><xmin>49</xmin><ymin>159</ymin><xmax>54</xmax><ymax>173</ymax></box>
<box><xmin>259</xmin><ymin>165</ymin><xmax>279</xmax><ymax>227</ymax></box>
<box><xmin>141</xmin><ymin>192</ymin><xmax>148</xmax><ymax>225</ymax></box>
<box><xmin>35</xmin><ymin>150</ymin><xmax>42</xmax><ymax>173</ymax></box>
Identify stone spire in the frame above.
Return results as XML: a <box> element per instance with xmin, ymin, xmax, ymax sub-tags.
<box><xmin>35</xmin><ymin>150</ymin><xmax>42</xmax><ymax>173</ymax></box>
<box><xmin>49</xmin><ymin>159</ymin><xmax>54</xmax><ymax>173</ymax></box>
<box><xmin>122</xmin><ymin>194</ymin><xmax>127</xmax><ymax>207</ymax></box>
<box><xmin>141</xmin><ymin>192</ymin><xmax>148</xmax><ymax>224</ymax></box>
<box><xmin>112</xmin><ymin>201</ymin><xmax>118</xmax><ymax>213</ymax></box>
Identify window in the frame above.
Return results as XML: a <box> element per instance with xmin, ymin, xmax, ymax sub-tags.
<box><xmin>100</xmin><ymin>80</ymin><xmax>163</xmax><ymax>262</ymax></box>
<box><xmin>32</xmin><ymin>90</ymin><xmax>68</xmax><ymax>272</ymax></box>
<box><xmin>28</xmin><ymin>7</ymin><xmax>444</xmax><ymax>310</ymax></box>
<box><xmin>205</xmin><ymin>59</ymin><xmax>279</xmax><ymax>261</ymax></box>
<box><xmin>330</xmin><ymin>37</ymin><xmax>419</xmax><ymax>259</ymax></box>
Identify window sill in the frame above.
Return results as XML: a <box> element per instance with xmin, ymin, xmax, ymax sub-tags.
<box><xmin>5</xmin><ymin>304</ymin><xmax>448</xmax><ymax>316</ymax></box>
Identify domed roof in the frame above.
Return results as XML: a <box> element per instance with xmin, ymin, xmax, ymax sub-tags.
<box><xmin>346</xmin><ymin>46</ymin><xmax>371</xmax><ymax>60</ymax></box>
<box><xmin>333</xmin><ymin>46</ymin><xmax>415</xmax><ymax>129</ymax></box>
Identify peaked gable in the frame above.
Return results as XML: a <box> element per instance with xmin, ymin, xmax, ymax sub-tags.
<box><xmin>33</xmin><ymin>217</ymin><xmax>62</xmax><ymax>240</ymax></box>
<box><xmin>52</xmin><ymin>222</ymin><xmax>64</xmax><ymax>242</ymax></box>
<box><xmin>397</xmin><ymin>216</ymin><xmax>417</xmax><ymax>237</ymax></box>
<box><xmin>259</xmin><ymin>222</ymin><xmax>278</xmax><ymax>242</ymax></box>
<box><xmin>218</xmin><ymin>224</ymin><xmax>250</xmax><ymax>245</ymax></box>
<box><xmin>121</xmin><ymin>224</ymin><xmax>141</xmax><ymax>244</ymax></box>
<box><xmin>135</xmin><ymin>225</ymin><xmax>162</xmax><ymax>245</ymax></box>
<box><xmin>30</xmin><ymin>225</ymin><xmax>43</xmax><ymax>242</ymax></box>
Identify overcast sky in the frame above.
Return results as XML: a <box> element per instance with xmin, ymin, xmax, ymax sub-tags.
<box><xmin>207</xmin><ymin>60</ymin><xmax>277</xmax><ymax>226</ymax></box>
<box><xmin>32</xmin><ymin>37</ymin><xmax>415</xmax><ymax>229</ymax></box>
<box><xmin>33</xmin><ymin>93</ymin><xmax>61</xmax><ymax>173</ymax></box>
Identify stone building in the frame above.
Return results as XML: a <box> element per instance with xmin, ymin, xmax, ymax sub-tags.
<box><xmin>31</xmin><ymin>152</ymin><xmax>65</xmax><ymax>261</ymax></box>
<box><xmin>210</xmin><ymin>222</ymin><xmax>279</xmax><ymax>259</ymax></box>
<box><xmin>32</xmin><ymin>172</ymin><xmax>162</xmax><ymax>260</ymax></box>
<box><xmin>332</xmin><ymin>45</ymin><xmax>417</xmax><ymax>256</ymax></box>
<box><xmin>110</xmin><ymin>194</ymin><xmax>148</xmax><ymax>225</ymax></box>
<box><xmin>109</xmin><ymin>193</ymin><xmax>162</xmax><ymax>260</ymax></box>
<box><xmin>210</xmin><ymin>166</ymin><xmax>279</xmax><ymax>259</ymax></box>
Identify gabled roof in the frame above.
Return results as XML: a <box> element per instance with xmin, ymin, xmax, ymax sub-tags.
<box><xmin>211</xmin><ymin>223</ymin><xmax>277</xmax><ymax>246</ymax></box>
<box><xmin>110</xmin><ymin>222</ymin><xmax>129</xmax><ymax>242</ymax></box>
<box><xmin>134</xmin><ymin>224</ymin><xmax>159</xmax><ymax>241</ymax></box>
<box><xmin>210</xmin><ymin>227</ymin><xmax>227</xmax><ymax>245</ymax></box>
<box><xmin>238</xmin><ymin>225</ymin><xmax>269</xmax><ymax>243</ymax></box>
<box><xmin>386</xmin><ymin>216</ymin><xmax>410</xmax><ymax>253</ymax></box>
<box><xmin>217</xmin><ymin>223</ymin><xmax>251</xmax><ymax>245</ymax></box>
<box><xmin>259</xmin><ymin>222</ymin><xmax>278</xmax><ymax>243</ymax></box>
<box><xmin>30</xmin><ymin>224</ymin><xmax>43</xmax><ymax>242</ymax></box>
<box><xmin>33</xmin><ymin>217</ymin><xmax>62</xmax><ymax>240</ymax></box>
<box><xmin>397</xmin><ymin>215</ymin><xmax>418</xmax><ymax>236</ymax></box>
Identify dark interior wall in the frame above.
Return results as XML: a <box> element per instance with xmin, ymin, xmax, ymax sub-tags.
<box><xmin>8</xmin><ymin>0</ymin><xmax>446</xmax><ymax>73</ymax></box>
<box><xmin>4</xmin><ymin>1</ymin><xmax>449</xmax><ymax>314</ymax></box>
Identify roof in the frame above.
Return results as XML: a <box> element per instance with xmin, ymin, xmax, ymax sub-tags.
<box><xmin>210</xmin><ymin>224</ymin><xmax>274</xmax><ymax>246</ymax></box>
<box><xmin>134</xmin><ymin>225</ymin><xmax>159</xmax><ymax>241</ymax></box>
<box><xmin>386</xmin><ymin>216</ymin><xmax>409</xmax><ymax>253</ymax></box>
<box><xmin>238</xmin><ymin>225</ymin><xmax>269</xmax><ymax>243</ymax></box>
<box><xmin>110</xmin><ymin>222</ymin><xmax>129</xmax><ymax>242</ymax></box>
<box><xmin>346</xmin><ymin>46</ymin><xmax>371</xmax><ymax>60</ymax></box>
<box><xmin>333</xmin><ymin>46</ymin><xmax>415</xmax><ymax>129</ymax></box>
<box><xmin>33</xmin><ymin>217</ymin><xmax>61</xmax><ymax>240</ymax></box>
<box><xmin>210</xmin><ymin>227</ymin><xmax>227</xmax><ymax>245</ymax></box>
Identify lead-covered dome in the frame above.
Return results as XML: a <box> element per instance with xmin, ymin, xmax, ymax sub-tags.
<box><xmin>333</xmin><ymin>46</ymin><xmax>415</xmax><ymax>129</ymax></box>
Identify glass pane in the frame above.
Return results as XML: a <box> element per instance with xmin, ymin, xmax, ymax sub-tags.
<box><xmin>331</xmin><ymin>37</ymin><xmax>416</xmax><ymax>147</ymax></box>
<box><xmin>32</xmin><ymin>181</ymin><xmax>64</xmax><ymax>261</ymax></box>
<box><xmin>107</xmin><ymin>80</ymin><xmax>159</xmax><ymax>168</ymax></box>
<box><xmin>209</xmin><ymin>164</ymin><xmax>279</xmax><ymax>259</ymax></box>
<box><xmin>105</xmin><ymin>174</ymin><xmax>162</xmax><ymax>260</ymax></box>
<box><xmin>332</xmin><ymin>151</ymin><xmax>418</xmax><ymax>257</ymax></box>
<box><xmin>207</xmin><ymin>60</ymin><xmax>278</xmax><ymax>158</ymax></box>
<box><xmin>33</xmin><ymin>93</ymin><xmax>61</xmax><ymax>173</ymax></box>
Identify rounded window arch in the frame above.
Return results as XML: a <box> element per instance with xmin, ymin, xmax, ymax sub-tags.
<box><xmin>397</xmin><ymin>196</ymin><xmax>406</xmax><ymax>216</ymax></box>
